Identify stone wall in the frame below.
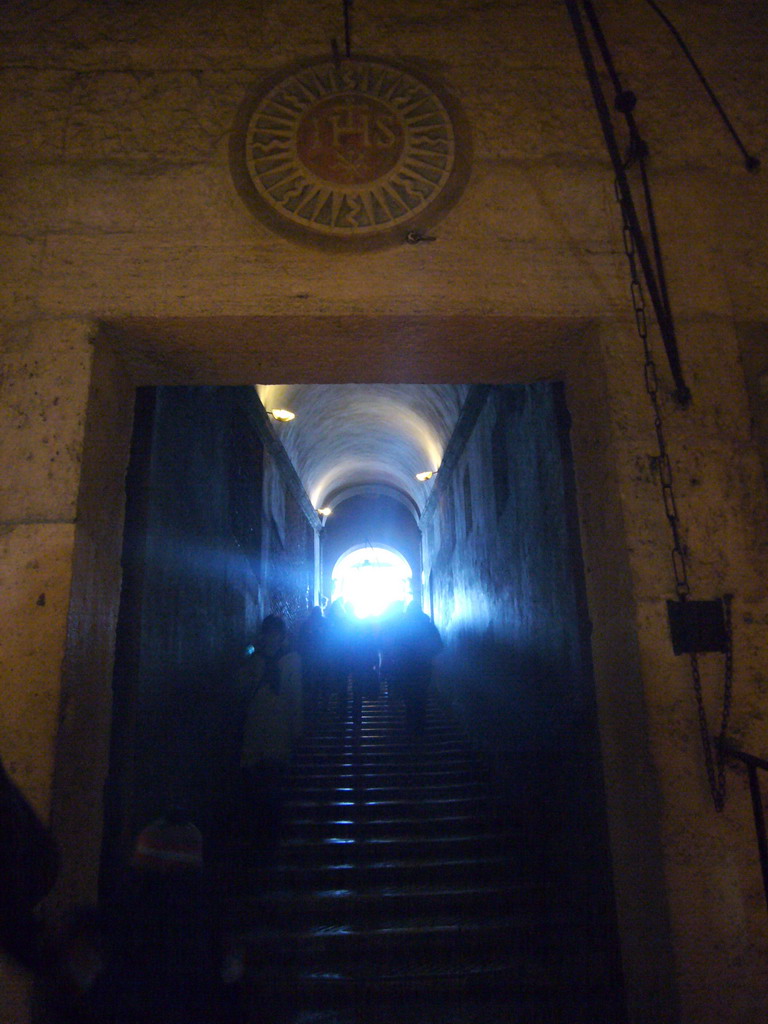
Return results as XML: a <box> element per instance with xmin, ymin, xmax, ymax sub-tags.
<box><xmin>573</xmin><ymin>319</ymin><xmax>768</xmax><ymax>1023</ymax></box>
<box><xmin>100</xmin><ymin>385</ymin><xmax>314</xmax><ymax>881</ymax></box>
<box><xmin>1</xmin><ymin>1</ymin><xmax>767</xmax><ymax>1021</ymax></box>
<box><xmin>425</xmin><ymin>383</ymin><xmax>594</xmax><ymax>754</ymax></box>
<box><xmin>116</xmin><ymin>388</ymin><xmax>260</xmax><ymax>835</ymax></box>
<box><xmin>424</xmin><ymin>382</ymin><xmax>631</xmax><ymax>1005</ymax></box>
<box><xmin>261</xmin><ymin>446</ymin><xmax>316</xmax><ymax>634</ymax></box>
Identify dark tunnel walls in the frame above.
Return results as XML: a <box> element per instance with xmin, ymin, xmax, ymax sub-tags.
<box><xmin>423</xmin><ymin>382</ymin><xmax>595</xmax><ymax>756</ymax></box>
<box><xmin>422</xmin><ymin>382</ymin><xmax>621</xmax><ymax>961</ymax></box>
<box><xmin>103</xmin><ymin>386</ymin><xmax>314</xmax><ymax>884</ymax></box>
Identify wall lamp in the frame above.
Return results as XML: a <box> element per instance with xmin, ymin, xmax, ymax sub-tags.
<box><xmin>268</xmin><ymin>408</ymin><xmax>295</xmax><ymax>422</ymax></box>
<box><xmin>415</xmin><ymin>469</ymin><xmax>437</xmax><ymax>481</ymax></box>
<box><xmin>316</xmin><ymin>506</ymin><xmax>333</xmax><ymax>517</ymax></box>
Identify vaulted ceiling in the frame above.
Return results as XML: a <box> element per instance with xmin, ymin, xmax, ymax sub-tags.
<box><xmin>256</xmin><ymin>384</ymin><xmax>469</xmax><ymax>516</ymax></box>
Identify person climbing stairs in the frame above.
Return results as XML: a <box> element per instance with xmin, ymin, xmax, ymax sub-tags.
<box><xmin>232</xmin><ymin>683</ymin><xmax>625</xmax><ymax>1024</ymax></box>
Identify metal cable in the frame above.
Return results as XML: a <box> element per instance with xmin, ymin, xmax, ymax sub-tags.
<box><xmin>564</xmin><ymin>0</ymin><xmax>691</xmax><ymax>405</ymax></box>
<box><xmin>640</xmin><ymin>0</ymin><xmax>760</xmax><ymax>171</ymax></box>
<box><xmin>343</xmin><ymin>0</ymin><xmax>353</xmax><ymax>58</ymax></box>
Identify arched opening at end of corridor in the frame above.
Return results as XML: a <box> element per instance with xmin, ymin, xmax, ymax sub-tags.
<box><xmin>331</xmin><ymin>545</ymin><xmax>413</xmax><ymax>620</ymax></box>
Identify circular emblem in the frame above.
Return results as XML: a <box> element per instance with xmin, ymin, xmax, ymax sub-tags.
<box><xmin>230</xmin><ymin>57</ymin><xmax>470</xmax><ymax>250</ymax></box>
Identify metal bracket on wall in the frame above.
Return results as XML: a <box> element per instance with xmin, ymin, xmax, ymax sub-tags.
<box><xmin>668</xmin><ymin>595</ymin><xmax>734</xmax><ymax>811</ymax></box>
<box><xmin>667</xmin><ymin>598</ymin><xmax>729</xmax><ymax>655</ymax></box>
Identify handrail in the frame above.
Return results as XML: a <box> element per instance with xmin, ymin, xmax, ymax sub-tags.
<box><xmin>720</xmin><ymin>740</ymin><xmax>768</xmax><ymax>917</ymax></box>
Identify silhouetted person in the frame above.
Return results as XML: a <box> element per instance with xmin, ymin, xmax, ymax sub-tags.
<box><xmin>384</xmin><ymin>601</ymin><xmax>443</xmax><ymax>737</ymax></box>
<box><xmin>237</xmin><ymin>615</ymin><xmax>302</xmax><ymax>881</ymax></box>
<box><xmin>347</xmin><ymin>616</ymin><xmax>380</xmax><ymax>701</ymax></box>
<box><xmin>296</xmin><ymin>605</ymin><xmax>328</xmax><ymax>726</ymax></box>
<box><xmin>376</xmin><ymin>601</ymin><xmax>405</xmax><ymax>694</ymax></box>
<box><xmin>323</xmin><ymin>599</ymin><xmax>354</xmax><ymax>710</ymax></box>
<box><xmin>0</xmin><ymin>751</ymin><xmax>59</xmax><ymax>974</ymax></box>
<box><xmin>44</xmin><ymin>903</ymin><xmax>113</xmax><ymax>1024</ymax></box>
<box><xmin>96</xmin><ymin>810</ymin><xmax>223</xmax><ymax>1024</ymax></box>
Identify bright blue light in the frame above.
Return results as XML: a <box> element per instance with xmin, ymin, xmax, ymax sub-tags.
<box><xmin>331</xmin><ymin>546</ymin><xmax>412</xmax><ymax>619</ymax></box>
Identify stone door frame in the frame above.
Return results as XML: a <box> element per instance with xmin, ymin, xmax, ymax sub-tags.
<box><xmin>50</xmin><ymin>313</ymin><xmax>675</xmax><ymax>1020</ymax></box>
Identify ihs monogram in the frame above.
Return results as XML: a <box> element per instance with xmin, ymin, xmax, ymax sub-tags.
<box><xmin>232</xmin><ymin>58</ymin><xmax>467</xmax><ymax>249</ymax></box>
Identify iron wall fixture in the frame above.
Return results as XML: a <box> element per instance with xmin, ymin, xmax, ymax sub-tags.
<box><xmin>564</xmin><ymin>0</ymin><xmax>690</xmax><ymax>406</ymax></box>
<box><xmin>667</xmin><ymin>598</ymin><xmax>729</xmax><ymax>656</ymax></box>
<box><xmin>563</xmin><ymin>1</ymin><xmax>750</xmax><ymax>809</ymax></box>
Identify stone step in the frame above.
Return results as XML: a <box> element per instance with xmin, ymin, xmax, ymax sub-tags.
<box><xmin>291</xmin><ymin>752</ymin><xmax>478</xmax><ymax>773</ymax></box>
<box><xmin>229</xmin><ymin>691</ymin><xmax>624</xmax><ymax>1024</ymax></box>
<box><xmin>283</xmin><ymin>796</ymin><xmax>498</xmax><ymax>822</ymax></box>
<box><xmin>244</xmin><ymin>881</ymin><xmax>550</xmax><ymax>927</ymax></box>
<box><xmin>292</xmin><ymin>757</ymin><xmax>484</xmax><ymax>775</ymax></box>
<box><xmin>288</xmin><ymin>764</ymin><xmax>487</xmax><ymax>784</ymax></box>
<box><xmin>304</xmin><ymin>734</ymin><xmax>470</xmax><ymax>746</ymax></box>
<box><xmin>286</xmin><ymin>778</ymin><xmax>489</xmax><ymax>802</ymax></box>
<box><xmin>241</xmin><ymin>915</ymin><xmax>614</xmax><ymax>971</ymax></box>
<box><xmin>303</xmin><ymin>721</ymin><xmax>464</xmax><ymax>739</ymax></box>
<box><xmin>238</xmin><ymin>986</ymin><xmax>624</xmax><ymax>1024</ymax></box>
<box><xmin>241</xmin><ymin>945</ymin><xmax>617</xmax><ymax>997</ymax></box>
<box><xmin>276</xmin><ymin>831</ymin><xmax>507</xmax><ymax>868</ymax></box>
<box><xmin>283</xmin><ymin>813</ymin><xmax>493</xmax><ymax>840</ymax></box>
<box><xmin>264</xmin><ymin>853</ymin><xmax>538</xmax><ymax>891</ymax></box>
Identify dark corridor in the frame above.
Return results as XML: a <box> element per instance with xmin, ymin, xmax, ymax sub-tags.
<box><xmin>101</xmin><ymin>382</ymin><xmax>625</xmax><ymax>1022</ymax></box>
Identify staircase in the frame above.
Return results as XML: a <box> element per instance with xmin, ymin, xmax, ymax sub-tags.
<box><xmin>235</xmin><ymin>684</ymin><xmax>625</xmax><ymax>1024</ymax></box>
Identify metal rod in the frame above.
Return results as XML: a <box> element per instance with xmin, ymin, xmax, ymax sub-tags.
<box><xmin>747</xmin><ymin>764</ymin><xmax>768</xmax><ymax>918</ymax></box>
<box><xmin>564</xmin><ymin>0</ymin><xmax>691</xmax><ymax>406</ymax></box>
<box><xmin>636</xmin><ymin>155</ymin><xmax>675</xmax><ymax>344</ymax></box>
<box><xmin>343</xmin><ymin>0</ymin><xmax>352</xmax><ymax>58</ymax></box>
<box><xmin>641</xmin><ymin>0</ymin><xmax>760</xmax><ymax>172</ymax></box>
<box><xmin>719</xmin><ymin>740</ymin><xmax>768</xmax><ymax>773</ymax></box>
<box><xmin>580</xmin><ymin>1</ymin><xmax>677</xmax><ymax>341</ymax></box>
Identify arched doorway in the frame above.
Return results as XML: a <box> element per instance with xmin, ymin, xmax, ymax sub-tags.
<box><xmin>330</xmin><ymin>544</ymin><xmax>413</xmax><ymax>619</ymax></box>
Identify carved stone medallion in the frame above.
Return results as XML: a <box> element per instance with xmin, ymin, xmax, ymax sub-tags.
<box><xmin>230</xmin><ymin>57</ymin><xmax>470</xmax><ymax>250</ymax></box>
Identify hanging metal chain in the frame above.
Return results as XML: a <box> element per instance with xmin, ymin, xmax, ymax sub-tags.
<box><xmin>616</xmin><ymin>178</ymin><xmax>689</xmax><ymax>598</ymax></box>
<box><xmin>616</xmin><ymin>179</ymin><xmax>734</xmax><ymax>810</ymax></box>
<box><xmin>566</xmin><ymin>0</ymin><xmax>690</xmax><ymax>405</ymax></box>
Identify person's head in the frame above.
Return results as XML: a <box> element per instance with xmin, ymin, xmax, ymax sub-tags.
<box><xmin>260</xmin><ymin>614</ymin><xmax>286</xmax><ymax>655</ymax></box>
<box><xmin>328</xmin><ymin>598</ymin><xmax>348</xmax><ymax>620</ymax></box>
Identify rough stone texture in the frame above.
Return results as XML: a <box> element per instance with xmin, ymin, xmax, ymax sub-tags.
<box><xmin>261</xmin><ymin>443</ymin><xmax>316</xmax><ymax>632</ymax></box>
<box><xmin>562</xmin><ymin>332</ymin><xmax>677</xmax><ymax>1022</ymax></box>
<box><xmin>426</xmin><ymin>385</ymin><xmax>592</xmax><ymax>745</ymax></box>
<box><xmin>49</xmin><ymin>340</ymin><xmax>135</xmax><ymax>910</ymax></box>
<box><xmin>0</xmin><ymin>522</ymin><xmax>76</xmax><ymax>815</ymax></box>
<box><xmin>0</xmin><ymin>526</ymin><xmax>79</xmax><ymax>1024</ymax></box>
<box><xmin>0</xmin><ymin>318</ymin><xmax>94</xmax><ymax>815</ymax></box>
<box><xmin>96</xmin><ymin>385</ymin><xmax>314</xmax><ymax>889</ymax></box>
<box><xmin>0</xmin><ymin>1</ymin><xmax>767</xmax><ymax>1021</ymax></box>
<box><xmin>424</xmin><ymin>380</ymin><xmax>635</xmax><ymax>1010</ymax></box>
<box><xmin>591</xmin><ymin>318</ymin><xmax>768</xmax><ymax>1022</ymax></box>
<box><xmin>0</xmin><ymin>321</ymin><xmax>94</xmax><ymax>523</ymax></box>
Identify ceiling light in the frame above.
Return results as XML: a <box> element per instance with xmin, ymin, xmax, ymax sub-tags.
<box><xmin>268</xmin><ymin>408</ymin><xmax>295</xmax><ymax>422</ymax></box>
<box><xmin>415</xmin><ymin>470</ymin><xmax>437</xmax><ymax>481</ymax></box>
